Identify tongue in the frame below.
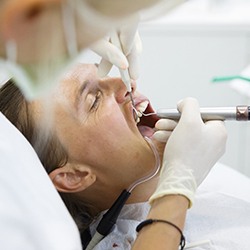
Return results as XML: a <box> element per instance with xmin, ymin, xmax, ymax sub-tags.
<box><xmin>138</xmin><ymin>125</ymin><xmax>154</xmax><ymax>138</ymax></box>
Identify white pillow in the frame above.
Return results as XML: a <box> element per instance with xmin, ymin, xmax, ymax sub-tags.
<box><xmin>199</xmin><ymin>162</ymin><xmax>250</xmax><ymax>203</ymax></box>
<box><xmin>0</xmin><ymin>113</ymin><xmax>82</xmax><ymax>250</ymax></box>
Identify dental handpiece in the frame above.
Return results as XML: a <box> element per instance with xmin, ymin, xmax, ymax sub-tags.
<box><xmin>156</xmin><ymin>106</ymin><xmax>250</xmax><ymax>121</ymax></box>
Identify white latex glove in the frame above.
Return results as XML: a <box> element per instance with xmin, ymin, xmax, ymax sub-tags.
<box><xmin>91</xmin><ymin>15</ymin><xmax>142</xmax><ymax>80</ymax></box>
<box><xmin>153</xmin><ymin>119</ymin><xmax>177</xmax><ymax>142</ymax></box>
<box><xmin>149</xmin><ymin>98</ymin><xmax>227</xmax><ymax>207</ymax></box>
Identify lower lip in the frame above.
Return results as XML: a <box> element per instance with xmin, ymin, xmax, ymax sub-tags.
<box><xmin>138</xmin><ymin>125</ymin><xmax>155</xmax><ymax>138</ymax></box>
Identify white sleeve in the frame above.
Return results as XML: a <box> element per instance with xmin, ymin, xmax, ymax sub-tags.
<box><xmin>0</xmin><ymin>113</ymin><xmax>82</xmax><ymax>250</ymax></box>
<box><xmin>184</xmin><ymin>163</ymin><xmax>250</xmax><ymax>249</ymax></box>
<box><xmin>88</xmin><ymin>201</ymin><xmax>150</xmax><ymax>250</ymax></box>
<box><xmin>92</xmin><ymin>219</ymin><xmax>138</xmax><ymax>250</ymax></box>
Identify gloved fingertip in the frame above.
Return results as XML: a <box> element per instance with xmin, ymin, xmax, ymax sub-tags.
<box><xmin>106</xmin><ymin>50</ymin><xmax>129</xmax><ymax>70</ymax></box>
<box><xmin>177</xmin><ymin>98</ymin><xmax>202</xmax><ymax>123</ymax></box>
<box><xmin>155</xmin><ymin>119</ymin><xmax>177</xmax><ymax>130</ymax></box>
<box><xmin>97</xmin><ymin>59</ymin><xmax>113</xmax><ymax>77</ymax></box>
<box><xmin>128</xmin><ymin>67</ymin><xmax>139</xmax><ymax>80</ymax></box>
<box><xmin>120</xmin><ymin>62</ymin><xmax>129</xmax><ymax>70</ymax></box>
<box><xmin>177</xmin><ymin>97</ymin><xmax>199</xmax><ymax>112</ymax></box>
<box><xmin>153</xmin><ymin>131</ymin><xmax>170</xmax><ymax>142</ymax></box>
<box><xmin>176</xmin><ymin>98</ymin><xmax>184</xmax><ymax>110</ymax></box>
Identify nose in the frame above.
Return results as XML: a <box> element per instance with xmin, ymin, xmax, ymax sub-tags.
<box><xmin>100</xmin><ymin>77</ymin><xmax>137</xmax><ymax>104</ymax></box>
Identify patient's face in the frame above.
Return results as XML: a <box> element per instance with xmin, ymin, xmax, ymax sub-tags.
<box><xmin>32</xmin><ymin>63</ymin><xmax>161</xmax><ymax>190</ymax></box>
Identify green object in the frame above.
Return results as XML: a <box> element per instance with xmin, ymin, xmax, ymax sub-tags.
<box><xmin>212</xmin><ymin>75</ymin><xmax>250</xmax><ymax>83</ymax></box>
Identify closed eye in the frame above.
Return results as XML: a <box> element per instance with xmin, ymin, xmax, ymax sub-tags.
<box><xmin>90</xmin><ymin>91</ymin><xmax>101</xmax><ymax>111</ymax></box>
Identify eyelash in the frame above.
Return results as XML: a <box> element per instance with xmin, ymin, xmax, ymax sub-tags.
<box><xmin>91</xmin><ymin>91</ymin><xmax>101</xmax><ymax>111</ymax></box>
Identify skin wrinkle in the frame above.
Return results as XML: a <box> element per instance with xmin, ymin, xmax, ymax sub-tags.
<box><xmin>75</xmin><ymin>80</ymin><xmax>89</xmax><ymax>114</ymax></box>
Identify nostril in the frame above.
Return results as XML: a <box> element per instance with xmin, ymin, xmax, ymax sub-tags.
<box><xmin>131</xmin><ymin>80</ymin><xmax>137</xmax><ymax>92</ymax></box>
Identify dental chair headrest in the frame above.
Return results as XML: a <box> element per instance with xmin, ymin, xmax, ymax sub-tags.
<box><xmin>0</xmin><ymin>112</ymin><xmax>82</xmax><ymax>250</ymax></box>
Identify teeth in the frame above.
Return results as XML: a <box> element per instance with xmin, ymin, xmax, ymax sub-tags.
<box><xmin>136</xmin><ymin>116</ymin><xmax>140</xmax><ymax>124</ymax></box>
<box><xmin>136</xmin><ymin>101</ymin><xmax>149</xmax><ymax>115</ymax></box>
<box><xmin>133</xmin><ymin>101</ymin><xmax>149</xmax><ymax>124</ymax></box>
<box><xmin>137</xmin><ymin>112</ymin><xmax>142</xmax><ymax>118</ymax></box>
<box><xmin>133</xmin><ymin>109</ymin><xmax>141</xmax><ymax>124</ymax></box>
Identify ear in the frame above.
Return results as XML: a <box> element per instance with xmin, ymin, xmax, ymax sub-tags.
<box><xmin>49</xmin><ymin>164</ymin><xmax>96</xmax><ymax>193</ymax></box>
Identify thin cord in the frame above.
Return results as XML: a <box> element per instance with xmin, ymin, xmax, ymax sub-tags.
<box><xmin>128</xmin><ymin>137</ymin><xmax>161</xmax><ymax>192</ymax></box>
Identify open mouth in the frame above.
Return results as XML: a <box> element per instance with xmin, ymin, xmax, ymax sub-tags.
<box><xmin>135</xmin><ymin>100</ymin><xmax>159</xmax><ymax>138</ymax></box>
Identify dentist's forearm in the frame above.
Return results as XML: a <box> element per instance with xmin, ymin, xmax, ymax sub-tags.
<box><xmin>132</xmin><ymin>195</ymin><xmax>189</xmax><ymax>250</ymax></box>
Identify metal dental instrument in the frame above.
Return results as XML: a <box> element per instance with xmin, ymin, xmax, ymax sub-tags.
<box><xmin>110</xmin><ymin>32</ymin><xmax>138</xmax><ymax>120</ymax></box>
<box><xmin>141</xmin><ymin>106</ymin><xmax>250</xmax><ymax>121</ymax></box>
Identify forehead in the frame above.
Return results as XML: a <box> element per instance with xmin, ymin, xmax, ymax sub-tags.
<box><xmin>60</xmin><ymin>63</ymin><xmax>98</xmax><ymax>86</ymax></box>
<box><xmin>31</xmin><ymin>63</ymin><xmax>98</xmax><ymax>121</ymax></box>
<box><xmin>55</xmin><ymin>63</ymin><xmax>98</xmax><ymax>98</ymax></box>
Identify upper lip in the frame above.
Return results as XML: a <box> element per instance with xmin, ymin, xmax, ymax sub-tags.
<box><xmin>133</xmin><ymin>96</ymin><xmax>148</xmax><ymax>107</ymax></box>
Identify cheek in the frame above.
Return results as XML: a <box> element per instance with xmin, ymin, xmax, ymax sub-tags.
<box><xmin>95</xmin><ymin>107</ymin><xmax>131</xmax><ymax>143</ymax></box>
<box><xmin>82</xmin><ymin>111</ymin><xmax>133</xmax><ymax>163</ymax></box>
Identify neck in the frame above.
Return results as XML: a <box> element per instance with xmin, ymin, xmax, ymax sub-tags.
<box><xmin>126</xmin><ymin>176</ymin><xmax>159</xmax><ymax>204</ymax></box>
<box><xmin>80</xmin><ymin>176</ymin><xmax>159</xmax><ymax>214</ymax></box>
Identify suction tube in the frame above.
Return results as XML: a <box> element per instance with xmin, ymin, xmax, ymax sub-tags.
<box><xmin>127</xmin><ymin>137</ymin><xmax>161</xmax><ymax>192</ymax></box>
<box><xmin>86</xmin><ymin>137</ymin><xmax>161</xmax><ymax>250</ymax></box>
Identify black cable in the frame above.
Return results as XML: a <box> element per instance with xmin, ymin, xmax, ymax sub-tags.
<box><xmin>96</xmin><ymin>189</ymin><xmax>131</xmax><ymax>236</ymax></box>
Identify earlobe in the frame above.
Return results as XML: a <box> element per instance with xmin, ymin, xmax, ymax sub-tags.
<box><xmin>49</xmin><ymin>165</ymin><xmax>96</xmax><ymax>193</ymax></box>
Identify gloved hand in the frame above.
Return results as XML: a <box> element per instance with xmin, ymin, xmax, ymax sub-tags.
<box><xmin>91</xmin><ymin>15</ymin><xmax>142</xmax><ymax>80</ymax></box>
<box><xmin>153</xmin><ymin>119</ymin><xmax>177</xmax><ymax>143</ymax></box>
<box><xmin>149</xmin><ymin>98</ymin><xmax>227</xmax><ymax>207</ymax></box>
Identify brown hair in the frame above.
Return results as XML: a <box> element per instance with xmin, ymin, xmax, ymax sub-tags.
<box><xmin>0</xmin><ymin>79</ymin><xmax>94</xmax><ymax>232</ymax></box>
